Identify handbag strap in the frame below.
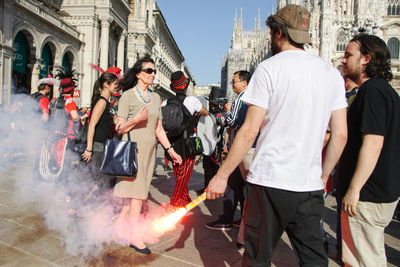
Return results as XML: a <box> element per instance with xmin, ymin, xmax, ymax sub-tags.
<box><xmin>114</xmin><ymin>125</ymin><xmax>131</xmax><ymax>142</ymax></box>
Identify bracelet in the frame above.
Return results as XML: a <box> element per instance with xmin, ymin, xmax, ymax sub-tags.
<box><xmin>85</xmin><ymin>149</ymin><xmax>93</xmax><ymax>152</ymax></box>
<box><xmin>166</xmin><ymin>146</ymin><xmax>172</xmax><ymax>151</ymax></box>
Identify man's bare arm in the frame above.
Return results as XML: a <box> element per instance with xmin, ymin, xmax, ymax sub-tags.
<box><xmin>321</xmin><ymin>108</ymin><xmax>348</xmax><ymax>185</ymax></box>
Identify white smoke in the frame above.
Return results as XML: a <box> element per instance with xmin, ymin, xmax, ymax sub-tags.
<box><xmin>1</xmin><ymin>94</ymin><xmax>178</xmax><ymax>257</ymax></box>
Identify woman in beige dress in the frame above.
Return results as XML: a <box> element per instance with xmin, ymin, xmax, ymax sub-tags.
<box><xmin>114</xmin><ymin>57</ymin><xmax>182</xmax><ymax>254</ymax></box>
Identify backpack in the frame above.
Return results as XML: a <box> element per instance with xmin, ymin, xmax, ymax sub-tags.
<box><xmin>162</xmin><ymin>95</ymin><xmax>192</xmax><ymax>138</ymax></box>
<box><xmin>49</xmin><ymin>96</ymin><xmax>69</xmax><ymax>133</ymax></box>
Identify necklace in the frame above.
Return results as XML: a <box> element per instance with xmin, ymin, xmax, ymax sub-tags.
<box><xmin>136</xmin><ymin>85</ymin><xmax>151</xmax><ymax>103</ymax></box>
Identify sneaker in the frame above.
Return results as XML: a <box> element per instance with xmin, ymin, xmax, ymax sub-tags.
<box><xmin>233</xmin><ymin>219</ymin><xmax>241</xmax><ymax>228</ymax></box>
<box><xmin>205</xmin><ymin>219</ymin><xmax>232</xmax><ymax>231</ymax></box>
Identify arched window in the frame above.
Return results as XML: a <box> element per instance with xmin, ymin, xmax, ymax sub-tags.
<box><xmin>12</xmin><ymin>31</ymin><xmax>32</xmax><ymax>94</ymax></box>
<box><xmin>62</xmin><ymin>51</ymin><xmax>74</xmax><ymax>72</ymax></box>
<box><xmin>388</xmin><ymin>1</ymin><xmax>400</xmax><ymax>15</ymax></box>
<box><xmin>336</xmin><ymin>31</ymin><xmax>348</xmax><ymax>52</ymax></box>
<box><xmin>388</xmin><ymin>37</ymin><xmax>399</xmax><ymax>59</ymax></box>
<box><xmin>13</xmin><ymin>32</ymin><xmax>28</xmax><ymax>74</ymax></box>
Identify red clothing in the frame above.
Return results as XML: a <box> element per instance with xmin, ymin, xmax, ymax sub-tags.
<box><xmin>39</xmin><ymin>97</ymin><xmax>50</xmax><ymax>114</ymax></box>
<box><xmin>50</xmin><ymin>95</ymin><xmax>77</xmax><ymax>139</ymax></box>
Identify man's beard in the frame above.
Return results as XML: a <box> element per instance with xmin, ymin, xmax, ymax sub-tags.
<box><xmin>270</xmin><ymin>36</ymin><xmax>280</xmax><ymax>55</ymax></box>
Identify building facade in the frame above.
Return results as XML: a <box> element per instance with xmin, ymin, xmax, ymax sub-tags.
<box><xmin>222</xmin><ymin>8</ymin><xmax>269</xmax><ymax>101</ymax></box>
<box><xmin>1</xmin><ymin>0</ymin><xmax>193</xmax><ymax>107</ymax></box>
<box><xmin>222</xmin><ymin>0</ymin><xmax>400</xmax><ymax>99</ymax></box>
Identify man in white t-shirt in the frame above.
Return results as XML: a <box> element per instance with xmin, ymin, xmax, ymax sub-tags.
<box><xmin>206</xmin><ymin>5</ymin><xmax>347</xmax><ymax>266</ymax></box>
<box><xmin>163</xmin><ymin>71</ymin><xmax>208</xmax><ymax>208</ymax></box>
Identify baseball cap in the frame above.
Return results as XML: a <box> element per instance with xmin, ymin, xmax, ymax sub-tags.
<box><xmin>272</xmin><ymin>4</ymin><xmax>311</xmax><ymax>44</ymax></box>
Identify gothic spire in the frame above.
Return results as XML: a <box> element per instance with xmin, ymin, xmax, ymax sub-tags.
<box><xmin>239</xmin><ymin>8</ymin><xmax>243</xmax><ymax>30</ymax></box>
<box><xmin>234</xmin><ymin>8</ymin><xmax>238</xmax><ymax>31</ymax></box>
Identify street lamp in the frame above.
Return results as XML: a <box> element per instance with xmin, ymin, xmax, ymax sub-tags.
<box><xmin>344</xmin><ymin>19</ymin><xmax>379</xmax><ymax>36</ymax></box>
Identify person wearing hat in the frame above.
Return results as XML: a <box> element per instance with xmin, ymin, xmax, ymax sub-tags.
<box><xmin>205</xmin><ymin>4</ymin><xmax>348</xmax><ymax>266</ymax></box>
<box><xmin>201</xmin><ymin>86</ymin><xmax>229</xmax><ymax>192</ymax></box>
<box><xmin>205</xmin><ymin>71</ymin><xmax>256</xmax><ymax>247</ymax></box>
<box><xmin>31</xmin><ymin>77</ymin><xmax>56</xmax><ymax>121</ymax></box>
<box><xmin>50</xmin><ymin>73</ymin><xmax>81</xmax><ymax>139</ymax></box>
<box><xmin>162</xmin><ymin>71</ymin><xmax>208</xmax><ymax>209</ymax></box>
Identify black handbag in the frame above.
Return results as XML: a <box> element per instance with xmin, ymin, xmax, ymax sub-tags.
<box><xmin>185</xmin><ymin>136</ymin><xmax>204</xmax><ymax>156</ymax></box>
<box><xmin>71</xmin><ymin>119</ymin><xmax>89</xmax><ymax>154</ymax></box>
<box><xmin>100</xmin><ymin>132</ymin><xmax>138</xmax><ymax>177</ymax></box>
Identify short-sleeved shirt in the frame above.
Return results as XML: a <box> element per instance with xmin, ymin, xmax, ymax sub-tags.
<box><xmin>242</xmin><ymin>50</ymin><xmax>347</xmax><ymax>192</ymax></box>
<box><xmin>338</xmin><ymin>78</ymin><xmax>400</xmax><ymax>203</ymax></box>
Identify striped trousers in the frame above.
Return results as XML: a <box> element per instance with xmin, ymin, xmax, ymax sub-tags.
<box><xmin>170</xmin><ymin>155</ymin><xmax>195</xmax><ymax>207</ymax></box>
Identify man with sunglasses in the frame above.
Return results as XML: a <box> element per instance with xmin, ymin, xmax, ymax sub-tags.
<box><xmin>205</xmin><ymin>71</ymin><xmax>253</xmax><ymax>236</ymax></box>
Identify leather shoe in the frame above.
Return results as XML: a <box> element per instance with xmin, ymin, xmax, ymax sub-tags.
<box><xmin>129</xmin><ymin>244</ymin><xmax>151</xmax><ymax>254</ymax></box>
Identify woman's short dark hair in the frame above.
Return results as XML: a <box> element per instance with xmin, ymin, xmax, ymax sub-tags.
<box><xmin>121</xmin><ymin>57</ymin><xmax>155</xmax><ymax>92</ymax></box>
<box><xmin>266</xmin><ymin>16</ymin><xmax>304</xmax><ymax>49</ymax></box>
<box><xmin>351</xmin><ymin>34</ymin><xmax>393</xmax><ymax>81</ymax></box>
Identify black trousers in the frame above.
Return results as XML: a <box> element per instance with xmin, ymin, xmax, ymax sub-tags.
<box><xmin>203</xmin><ymin>155</ymin><xmax>219</xmax><ymax>188</ymax></box>
<box><xmin>221</xmin><ymin>166</ymin><xmax>245</xmax><ymax>223</ymax></box>
<box><xmin>242</xmin><ymin>183</ymin><xmax>328</xmax><ymax>267</ymax></box>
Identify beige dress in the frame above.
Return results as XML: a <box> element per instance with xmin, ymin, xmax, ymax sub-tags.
<box><xmin>113</xmin><ymin>88</ymin><xmax>161</xmax><ymax>199</ymax></box>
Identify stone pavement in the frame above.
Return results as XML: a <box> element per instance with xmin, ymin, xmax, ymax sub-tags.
<box><xmin>0</xmin><ymin>145</ymin><xmax>399</xmax><ymax>267</ymax></box>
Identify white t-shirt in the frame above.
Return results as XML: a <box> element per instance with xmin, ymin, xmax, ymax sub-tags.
<box><xmin>242</xmin><ymin>50</ymin><xmax>347</xmax><ymax>192</ymax></box>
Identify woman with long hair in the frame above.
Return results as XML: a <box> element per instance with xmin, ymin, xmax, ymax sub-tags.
<box><xmin>113</xmin><ymin>57</ymin><xmax>181</xmax><ymax>254</ymax></box>
<box><xmin>81</xmin><ymin>72</ymin><xmax>119</xmax><ymax>190</ymax></box>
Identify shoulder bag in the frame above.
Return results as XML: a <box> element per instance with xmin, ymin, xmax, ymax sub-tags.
<box><xmin>100</xmin><ymin>131</ymin><xmax>138</xmax><ymax>177</ymax></box>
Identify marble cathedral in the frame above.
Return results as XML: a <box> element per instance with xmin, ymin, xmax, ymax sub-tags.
<box><xmin>222</xmin><ymin>0</ymin><xmax>400</xmax><ymax>99</ymax></box>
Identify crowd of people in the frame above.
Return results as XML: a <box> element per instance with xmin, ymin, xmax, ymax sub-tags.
<box><xmin>205</xmin><ymin>4</ymin><xmax>400</xmax><ymax>267</ymax></box>
<box><xmin>2</xmin><ymin>3</ymin><xmax>399</xmax><ymax>266</ymax></box>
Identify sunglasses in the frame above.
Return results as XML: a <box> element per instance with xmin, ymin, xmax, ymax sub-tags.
<box><xmin>141</xmin><ymin>68</ymin><xmax>157</xmax><ymax>75</ymax></box>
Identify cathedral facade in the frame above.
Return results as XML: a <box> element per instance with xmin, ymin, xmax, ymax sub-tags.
<box><xmin>221</xmin><ymin>8</ymin><xmax>269</xmax><ymax>100</ymax></box>
<box><xmin>222</xmin><ymin>0</ymin><xmax>400</xmax><ymax>99</ymax></box>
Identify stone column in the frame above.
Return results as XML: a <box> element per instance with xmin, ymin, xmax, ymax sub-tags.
<box><xmin>1</xmin><ymin>44</ymin><xmax>14</xmax><ymax>105</ymax></box>
<box><xmin>100</xmin><ymin>17</ymin><xmax>111</xmax><ymax>69</ymax></box>
<box><xmin>140</xmin><ymin>0</ymin><xmax>146</xmax><ymax>19</ymax></box>
<box><xmin>147</xmin><ymin>0</ymin><xmax>154</xmax><ymax>28</ymax></box>
<box><xmin>30</xmin><ymin>61</ymin><xmax>42</xmax><ymax>94</ymax></box>
<box><xmin>117</xmin><ymin>30</ymin><xmax>126</xmax><ymax>72</ymax></box>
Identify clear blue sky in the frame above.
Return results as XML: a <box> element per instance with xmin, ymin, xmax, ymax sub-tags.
<box><xmin>156</xmin><ymin>0</ymin><xmax>276</xmax><ymax>86</ymax></box>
